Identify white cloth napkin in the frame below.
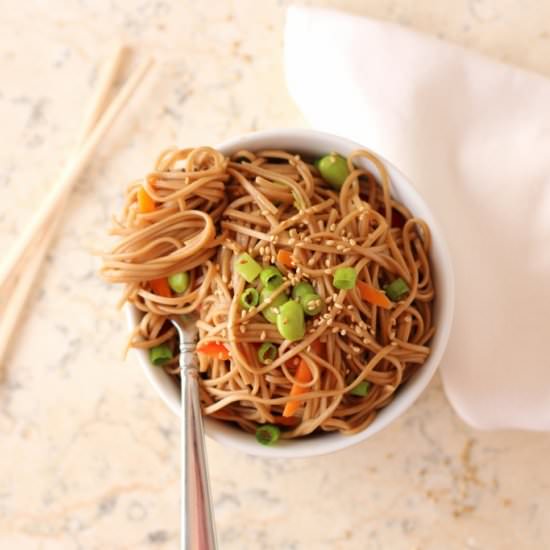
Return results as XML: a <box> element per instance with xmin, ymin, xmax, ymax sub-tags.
<box><xmin>285</xmin><ymin>6</ymin><xmax>550</xmax><ymax>430</ymax></box>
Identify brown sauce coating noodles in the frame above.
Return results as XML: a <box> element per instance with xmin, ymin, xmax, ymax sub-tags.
<box><xmin>101</xmin><ymin>147</ymin><xmax>435</xmax><ymax>439</ymax></box>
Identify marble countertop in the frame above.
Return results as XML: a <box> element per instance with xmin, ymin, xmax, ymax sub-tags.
<box><xmin>1</xmin><ymin>1</ymin><xmax>550</xmax><ymax>548</ymax></box>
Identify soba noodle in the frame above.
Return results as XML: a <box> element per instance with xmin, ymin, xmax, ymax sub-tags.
<box><xmin>101</xmin><ymin>147</ymin><xmax>435</xmax><ymax>440</ymax></box>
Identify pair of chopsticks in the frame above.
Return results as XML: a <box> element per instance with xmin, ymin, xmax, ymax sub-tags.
<box><xmin>0</xmin><ymin>45</ymin><xmax>154</xmax><ymax>369</ymax></box>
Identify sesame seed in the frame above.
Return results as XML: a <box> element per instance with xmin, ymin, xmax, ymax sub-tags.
<box><xmin>261</xmin><ymin>210</ymin><xmax>269</xmax><ymax>216</ymax></box>
<box><xmin>334</xmin><ymin>303</ymin><xmax>343</xmax><ymax>310</ymax></box>
<box><xmin>324</xmin><ymin>259</ymin><xmax>331</xmax><ymax>267</ymax></box>
<box><xmin>323</xmin><ymin>313</ymin><xmax>331</xmax><ymax>320</ymax></box>
<box><xmin>347</xmin><ymin>305</ymin><xmax>354</xmax><ymax>311</ymax></box>
<box><xmin>355</xmin><ymin>326</ymin><xmax>362</xmax><ymax>335</ymax></box>
<box><xmin>324</xmin><ymin>269</ymin><xmax>331</xmax><ymax>275</ymax></box>
<box><xmin>240</xmin><ymin>326</ymin><xmax>246</xmax><ymax>333</ymax></box>
<box><xmin>240</xmin><ymin>310</ymin><xmax>246</xmax><ymax>318</ymax></box>
<box><xmin>340</xmin><ymin>329</ymin><xmax>347</xmax><ymax>336</ymax></box>
<box><xmin>326</xmin><ymin>318</ymin><xmax>333</xmax><ymax>326</ymax></box>
<box><xmin>346</xmin><ymin>354</ymin><xmax>352</xmax><ymax>360</ymax></box>
<box><xmin>332</xmin><ymin>327</ymin><xmax>339</xmax><ymax>333</ymax></box>
<box><xmin>363</xmin><ymin>338</ymin><xmax>370</xmax><ymax>344</ymax></box>
<box><xmin>343</xmin><ymin>248</ymin><xmax>351</xmax><ymax>253</ymax></box>
<box><xmin>349</xmin><ymin>239</ymin><xmax>357</xmax><ymax>246</ymax></box>
<box><xmin>307</xmin><ymin>345</ymin><xmax>312</xmax><ymax>352</ymax></box>
<box><xmin>288</xmin><ymin>238</ymin><xmax>296</xmax><ymax>245</ymax></box>
<box><xmin>260</xmin><ymin>331</ymin><xmax>267</xmax><ymax>341</ymax></box>
<box><xmin>329</xmin><ymin>224</ymin><xmax>336</xmax><ymax>231</ymax></box>
<box><xmin>271</xmin><ymin>256</ymin><xmax>276</xmax><ymax>263</ymax></box>
<box><xmin>326</xmin><ymin>240</ymin><xmax>335</xmax><ymax>245</ymax></box>
<box><xmin>337</xmin><ymin>245</ymin><xmax>345</xmax><ymax>251</ymax></box>
<box><xmin>325</xmin><ymin>295</ymin><xmax>333</xmax><ymax>303</ymax></box>
<box><xmin>307</xmin><ymin>258</ymin><xmax>315</xmax><ymax>266</ymax></box>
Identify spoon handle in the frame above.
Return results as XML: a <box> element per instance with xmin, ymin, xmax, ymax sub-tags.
<box><xmin>180</xmin><ymin>346</ymin><xmax>218</xmax><ymax>550</ymax></box>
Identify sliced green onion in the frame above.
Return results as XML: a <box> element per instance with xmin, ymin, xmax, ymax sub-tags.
<box><xmin>167</xmin><ymin>272</ymin><xmax>189</xmax><ymax>293</ymax></box>
<box><xmin>255</xmin><ymin>424</ymin><xmax>281</xmax><ymax>446</ymax></box>
<box><xmin>260</xmin><ymin>288</ymin><xmax>289</xmax><ymax>323</ymax></box>
<box><xmin>149</xmin><ymin>344</ymin><xmax>173</xmax><ymax>366</ymax></box>
<box><xmin>235</xmin><ymin>253</ymin><xmax>262</xmax><ymax>283</ymax></box>
<box><xmin>292</xmin><ymin>281</ymin><xmax>315</xmax><ymax>301</ymax></box>
<box><xmin>333</xmin><ymin>267</ymin><xmax>357</xmax><ymax>290</ymax></box>
<box><xmin>240</xmin><ymin>287</ymin><xmax>259</xmax><ymax>309</ymax></box>
<box><xmin>313</xmin><ymin>158</ymin><xmax>321</xmax><ymax>170</ymax></box>
<box><xmin>317</xmin><ymin>153</ymin><xmax>350</xmax><ymax>190</ymax></box>
<box><xmin>276</xmin><ymin>300</ymin><xmax>305</xmax><ymax>342</ymax></box>
<box><xmin>260</xmin><ymin>266</ymin><xmax>284</xmax><ymax>290</ymax></box>
<box><xmin>349</xmin><ymin>380</ymin><xmax>371</xmax><ymax>397</ymax></box>
<box><xmin>385</xmin><ymin>277</ymin><xmax>410</xmax><ymax>301</ymax></box>
<box><xmin>301</xmin><ymin>293</ymin><xmax>324</xmax><ymax>316</ymax></box>
<box><xmin>258</xmin><ymin>342</ymin><xmax>277</xmax><ymax>364</ymax></box>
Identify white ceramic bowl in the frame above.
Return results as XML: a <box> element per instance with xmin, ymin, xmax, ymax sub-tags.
<box><xmin>126</xmin><ymin>129</ymin><xmax>454</xmax><ymax>458</ymax></box>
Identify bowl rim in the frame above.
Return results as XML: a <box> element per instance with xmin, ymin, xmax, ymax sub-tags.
<box><xmin>125</xmin><ymin>128</ymin><xmax>455</xmax><ymax>458</ymax></box>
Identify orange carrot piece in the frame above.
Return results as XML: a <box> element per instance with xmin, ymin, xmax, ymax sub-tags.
<box><xmin>150</xmin><ymin>278</ymin><xmax>172</xmax><ymax>297</ymax></box>
<box><xmin>310</xmin><ymin>339</ymin><xmax>323</xmax><ymax>356</ymax></box>
<box><xmin>273</xmin><ymin>415</ymin><xmax>299</xmax><ymax>427</ymax></box>
<box><xmin>357</xmin><ymin>280</ymin><xmax>392</xmax><ymax>309</ymax></box>
<box><xmin>137</xmin><ymin>186</ymin><xmax>155</xmax><ymax>213</ymax></box>
<box><xmin>283</xmin><ymin>359</ymin><xmax>312</xmax><ymax>417</ymax></box>
<box><xmin>197</xmin><ymin>342</ymin><xmax>230</xmax><ymax>360</ymax></box>
<box><xmin>276</xmin><ymin>249</ymin><xmax>295</xmax><ymax>268</ymax></box>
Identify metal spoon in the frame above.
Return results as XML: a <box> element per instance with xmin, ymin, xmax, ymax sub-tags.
<box><xmin>171</xmin><ymin>316</ymin><xmax>218</xmax><ymax>550</ymax></box>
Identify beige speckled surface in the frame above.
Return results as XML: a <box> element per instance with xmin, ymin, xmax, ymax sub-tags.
<box><xmin>1</xmin><ymin>1</ymin><xmax>550</xmax><ymax>548</ymax></box>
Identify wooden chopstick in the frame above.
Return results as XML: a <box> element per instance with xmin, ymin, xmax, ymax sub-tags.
<box><xmin>75</xmin><ymin>43</ymin><xmax>127</xmax><ymax>147</ymax></box>
<box><xmin>0</xmin><ymin>48</ymin><xmax>153</xmax><ymax>369</ymax></box>
<box><xmin>0</xmin><ymin>56</ymin><xmax>154</xmax><ymax>301</ymax></box>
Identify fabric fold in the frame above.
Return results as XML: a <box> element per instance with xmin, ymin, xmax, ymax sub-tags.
<box><xmin>285</xmin><ymin>5</ymin><xmax>550</xmax><ymax>430</ymax></box>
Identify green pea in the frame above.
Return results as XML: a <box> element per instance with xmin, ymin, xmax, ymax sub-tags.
<box><xmin>168</xmin><ymin>272</ymin><xmax>190</xmax><ymax>293</ymax></box>
<box><xmin>291</xmin><ymin>282</ymin><xmax>315</xmax><ymax>301</ymax></box>
<box><xmin>260</xmin><ymin>288</ymin><xmax>289</xmax><ymax>324</ymax></box>
<box><xmin>318</xmin><ymin>153</ymin><xmax>350</xmax><ymax>190</ymax></box>
<box><xmin>276</xmin><ymin>300</ymin><xmax>305</xmax><ymax>342</ymax></box>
